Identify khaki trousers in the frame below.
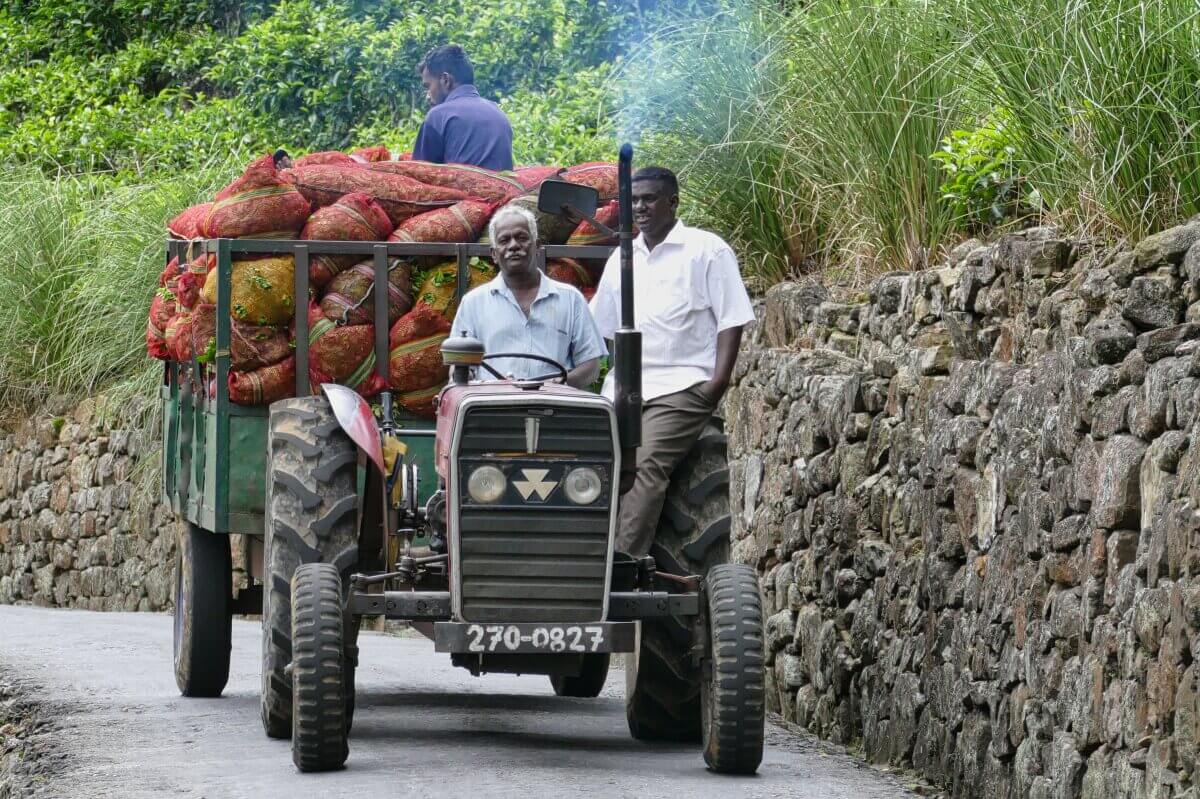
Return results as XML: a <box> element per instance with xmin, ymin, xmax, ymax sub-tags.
<box><xmin>615</xmin><ymin>383</ymin><xmax>717</xmax><ymax>556</ymax></box>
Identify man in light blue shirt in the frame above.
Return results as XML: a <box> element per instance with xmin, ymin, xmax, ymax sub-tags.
<box><xmin>450</xmin><ymin>206</ymin><xmax>605</xmax><ymax>388</ymax></box>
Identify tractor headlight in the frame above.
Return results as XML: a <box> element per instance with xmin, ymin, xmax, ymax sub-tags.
<box><xmin>563</xmin><ymin>467</ymin><xmax>603</xmax><ymax>505</ymax></box>
<box><xmin>467</xmin><ymin>465</ymin><xmax>506</xmax><ymax>504</ymax></box>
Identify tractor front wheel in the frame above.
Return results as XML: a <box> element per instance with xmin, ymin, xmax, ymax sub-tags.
<box><xmin>173</xmin><ymin>523</ymin><xmax>232</xmax><ymax>698</ymax></box>
<box><xmin>291</xmin><ymin>563</ymin><xmax>350</xmax><ymax>773</ymax></box>
<box><xmin>700</xmin><ymin>563</ymin><xmax>765</xmax><ymax>774</ymax></box>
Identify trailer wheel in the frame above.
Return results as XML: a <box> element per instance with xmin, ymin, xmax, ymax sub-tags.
<box><xmin>701</xmin><ymin>564</ymin><xmax>765</xmax><ymax>774</ymax></box>
<box><xmin>261</xmin><ymin>397</ymin><xmax>360</xmax><ymax>740</ymax></box>
<box><xmin>173</xmin><ymin>523</ymin><xmax>232</xmax><ymax>698</ymax></box>
<box><xmin>550</xmin><ymin>654</ymin><xmax>610</xmax><ymax>698</ymax></box>
<box><xmin>290</xmin><ymin>563</ymin><xmax>349</xmax><ymax>772</ymax></box>
<box><xmin>625</xmin><ymin>419</ymin><xmax>730</xmax><ymax>742</ymax></box>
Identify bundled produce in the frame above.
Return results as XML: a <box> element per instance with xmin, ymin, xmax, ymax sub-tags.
<box><xmin>153</xmin><ymin>152</ymin><xmax>621</xmax><ymax>406</ymax></box>
<box><xmin>295</xmin><ymin>151</ymin><xmax>356</xmax><ymax>167</ymax></box>
<box><xmin>320</xmin><ymin>260</ymin><xmax>413</xmax><ymax>326</ymax></box>
<box><xmin>545</xmin><ymin>258</ymin><xmax>591</xmax><ymax>290</ymax></box>
<box><xmin>307</xmin><ymin>304</ymin><xmax>387</xmax><ymax>396</ymax></box>
<box><xmin>200</xmin><ymin>155</ymin><xmax>311</xmax><ymax>239</ymax></box>
<box><xmin>562</xmin><ymin>162</ymin><xmax>618</xmax><ymax>200</ymax></box>
<box><xmin>389</xmin><ymin>200</ymin><xmax>496</xmax><ymax>245</ymax></box>
<box><xmin>369</xmin><ymin>161</ymin><xmax>523</xmax><ymax>203</ymax></box>
<box><xmin>351</xmin><ymin>146</ymin><xmax>391</xmax><ymax>163</ymax></box>
<box><xmin>389</xmin><ymin>305</ymin><xmax>451</xmax><ymax>397</ymax></box>
<box><xmin>284</xmin><ymin>164</ymin><xmax>468</xmax><ymax>225</ymax></box>
<box><xmin>414</xmin><ymin>258</ymin><xmax>496</xmax><ymax>321</ymax></box>
<box><xmin>229</xmin><ymin>357</ymin><xmax>296</xmax><ymax>406</ymax></box>
<box><xmin>514</xmin><ymin>166</ymin><xmax>562</xmax><ymax>191</ymax></box>
<box><xmin>200</xmin><ymin>256</ymin><xmax>296</xmax><ymax>326</ymax></box>
<box><xmin>300</xmin><ymin>192</ymin><xmax>395</xmax><ymax>287</ymax></box>
<box><xmin>565</xmin><ymin>199</ymin><xmax>620</xmax><ymax>246</ymax></box>
<box><xmin>168</xmin><ymin>203</ymin><xmax>212</xmax><ymax>239</ymax></box>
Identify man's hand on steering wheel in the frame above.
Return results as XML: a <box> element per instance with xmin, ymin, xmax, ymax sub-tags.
<box><xmin>479</xmin><ymin>352</ymin><xmax>569</xmax><ymax>384</ymax></box>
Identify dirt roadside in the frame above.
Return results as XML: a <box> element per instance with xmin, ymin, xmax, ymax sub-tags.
<box><xmin>0</xmin><ymin>669</ymin><xmax>60</xmax><ymax>799</ymax></box>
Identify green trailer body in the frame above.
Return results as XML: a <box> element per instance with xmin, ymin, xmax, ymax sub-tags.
<box><xmin>159</xmin><ymin>237</ymin><xmax>613</xmax><ymax>538</ymax></box>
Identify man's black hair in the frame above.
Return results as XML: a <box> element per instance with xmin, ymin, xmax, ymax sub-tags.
<box><xmin>632</xmin><ymin>166</ymin><xmax>679</xmax><ymax>197</ymax></box>
<box><xmin>417</xmin><ymin>44</ymin><xmax>475</xmax><ymax>86</ymax></box>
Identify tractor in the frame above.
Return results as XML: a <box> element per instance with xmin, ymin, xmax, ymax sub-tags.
<box><xmin>162</xmin><ymin>144</ymin><xmax>765</xmax><ymax>775</ymax></box>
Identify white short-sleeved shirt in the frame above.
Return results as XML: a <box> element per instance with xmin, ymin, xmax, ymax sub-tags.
<box><xmin>451</xmin><ymin>273</ymin><xmax>606</xmax><ymax>381</ymax></box>
<box><xmin>589</xmin><ymin>221</ymin><xmax>755</xmax><ymax>401</ymax></box>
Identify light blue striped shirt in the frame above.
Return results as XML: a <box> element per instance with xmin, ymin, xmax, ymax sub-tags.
<box><xmin>450</xmin><ymin>273</ymin><xmax>605</xmax><ymax>381</ymax></box>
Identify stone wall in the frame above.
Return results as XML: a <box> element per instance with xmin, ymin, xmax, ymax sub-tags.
<box><xmin>0</xmin><ymin>397</ymin><xmax>181</xmax><ymax>610</ymax></box>
<box><xmin>728</xmin><ymin>221</ymin><xmax>1200</xmax><ymax>798</ymax></box>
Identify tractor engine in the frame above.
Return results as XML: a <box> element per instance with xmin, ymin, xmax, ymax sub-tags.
<box><xmin>433</xmin><ymin>376</ymin><xmax>620</xmax><ymax>624</ymax></box>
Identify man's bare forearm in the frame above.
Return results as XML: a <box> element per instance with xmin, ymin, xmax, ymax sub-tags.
<box><xmin>566</xmin><ymin>358</ymin><xmax>601</xmax><ymax>389</ymax></box>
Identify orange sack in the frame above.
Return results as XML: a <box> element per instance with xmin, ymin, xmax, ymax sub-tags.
<box><xmin>545</xmin><ymin>258</ymin><xmax>592</xmax><ymax>290</ymax></box>
<box><xmin>200</xmin><ymin>155</ymin><xmax>312</xmax><ymax>240</ymax></box>
<box><xmin>295</xmin><ymin>151</ymin><xmax>356</xmax><ymax>167</ymax></box>
<box><xmin>306</xmin><ymin>304</ymin><xmax>388</xmax><ymax>397</ymax></box>
<box><xmin>389</xmin><ymin>305</ymin><xmax>451</xmax><ymax>394</ymax></box>
<box><xmin>389</xmin><ymin>200</ymin><xmax>497</xmax><ymax>244</ymax></box>
<box><xmin>565</xmin><ymin>200</ymin><xmax>620</xmax><ymax>247</ymax></box>
<box><xmin>562</xmin><ymin>162</ymin><xmax>618</xmax><ymax>200</ymax></box>
<box><xmin>369</xmin><ymin>161</ymin><xmax>523</xmax><ymax>204</ymax></box>
<box><xmin>168</xmin><ymin>203</ymin><xmax>212</xmax><ymax>239</ymax></box>
<box><xmin>300</xmin><ymin>192</ymin><xmax>395</xmax><ymax>288</ymax></box>
<box><xmin>284</xmin><ymin>165</ymin><xmax>468</xmax><ymax>226</ymax></box>
<box><xmin>229</xmin><ymin>357</ymin><xmax>296</xmax><ymax>406</ymax></box>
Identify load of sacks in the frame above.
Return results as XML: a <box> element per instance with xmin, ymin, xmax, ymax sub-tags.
<box><xmin>148</xmin><ymin>148</ymin><xmax>620</xmax><ymax>416</ymax></box>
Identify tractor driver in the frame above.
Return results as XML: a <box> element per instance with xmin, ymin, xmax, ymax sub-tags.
<box><xmin>589</xmin><ymin>166</ymin><xmax>755</xmax><ymax>557</ymax></box>
<box><xmin>450</xmin><ymin>206</ymin><xmax>605</xmax><ymax>389</ymax></box>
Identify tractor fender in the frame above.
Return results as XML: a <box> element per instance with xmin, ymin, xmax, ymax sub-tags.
<box><xmin>320</xmin><ymin>384</ymin><xmax>385</xmax><ymax>474</ymax></box>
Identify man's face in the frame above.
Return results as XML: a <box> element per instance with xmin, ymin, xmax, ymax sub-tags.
<box><xmin>491</xmin><ymin>216</ymin><xmax>536</xmax><ymax>278</ymax></box>
<box><xmin>421</xmin><ymin>68</ymin><xmax>452</xmax><ymax>106</ymax></box>
<box><xmin>632</xmin><ymin>179</ymin><xmax>678</xmax><ymax>239</ymax></box>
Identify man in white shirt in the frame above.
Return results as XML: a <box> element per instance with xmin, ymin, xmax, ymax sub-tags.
<box><xmin>590</xmin><ymin>166</ymin><xmax>755</xmax><ymax>557</ymax></box>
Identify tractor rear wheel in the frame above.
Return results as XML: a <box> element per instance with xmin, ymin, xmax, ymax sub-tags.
<box><xmin>701</xmin><ymin>563</ymin><xmax>765</xmax><ymax>774</ymax></box>
<box><xmin>550</xmin><ymin>654</ymin><xmax>610</xmax><ymax>698</ymax></box>
<box><xmin>290</xmin><ymin>563</ymin><xmax>349</xmax><ymax>772</ymax></box>
<box><xmin>173</xmin><ymin>523</ymin><xmax>232</xmax><ymax>698</ymax></box>
<box><xmin>624</xmin><ymin>419</ymin><xmax>731</xmax><ymax>742</ymax></box>
<box><xmin>261</xmin><ymin>396</ymin><xmax>360</xmax><ymax>740</ymax></box>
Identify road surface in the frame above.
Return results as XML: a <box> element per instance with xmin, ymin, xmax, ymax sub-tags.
<box><xmin>0</xmin><ymin>605</ymin><xmax>920</xmax><ymax>799</ymax></box>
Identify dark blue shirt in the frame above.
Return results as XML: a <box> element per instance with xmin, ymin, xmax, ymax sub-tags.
<box><xmin>412</xmin><ymin>85</ymin><xmax>514</xmax><ymax>171</ymax></box>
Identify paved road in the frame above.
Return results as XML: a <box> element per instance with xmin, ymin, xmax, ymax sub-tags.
<box><xmin>0</xmin><ymin>605</ymin><xmax>918</xmax><ymax>799</ymax></box>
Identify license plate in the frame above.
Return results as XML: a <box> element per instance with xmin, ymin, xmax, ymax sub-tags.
<box><xmin>434</xmin><ymin>622</ymin><xmax>635</xmax><ymax>654</ymax></box>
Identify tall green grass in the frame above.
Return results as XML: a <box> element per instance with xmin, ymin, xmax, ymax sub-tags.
<box><xmin>0</xmin><ymin>161</ymin><xmax>238</xmax><ymax>418</ymax></box>
<box><xmin>628</xmin><ymin>0</ymin><xmax>1200</xmax><ymax>279</ymax></box>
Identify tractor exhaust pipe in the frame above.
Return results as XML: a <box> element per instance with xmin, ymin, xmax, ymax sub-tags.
<box><xmin>613</xmin><ymin>143</ymin><xmax>642</xmax><ymax>458</ymax></box>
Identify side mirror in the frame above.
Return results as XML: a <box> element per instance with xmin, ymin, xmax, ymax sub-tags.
<box><xmin>537</xmin><ymin>179</ymin><xmax>599</xmax><ymax>221</ymax></box>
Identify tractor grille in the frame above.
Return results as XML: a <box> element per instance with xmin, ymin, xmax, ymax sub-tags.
<box><xmin>455</xmin><ymin>403</ymin><xmax>615</xmax><ymax>623</ymax></box>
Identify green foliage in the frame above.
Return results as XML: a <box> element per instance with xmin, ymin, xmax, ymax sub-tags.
<box><xmin>932</xmin><ymin>111</ymin><xmax>1037</xmax><ymax>233</ymax></box>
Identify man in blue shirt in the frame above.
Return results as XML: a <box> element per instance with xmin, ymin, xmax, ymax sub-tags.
<box><xmin>450</xmin><ymin>206</ymin><xmax>604</xmax><ymax>388</ymax></box>
<box><xmin>413</xmin><ymin>45</ymin><xmax>514</xmax><ymax>172</ymax></box>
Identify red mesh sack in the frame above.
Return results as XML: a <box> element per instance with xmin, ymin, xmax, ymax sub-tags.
<box><xmin>191</xmin><ymin>304</ymin><xmax>216</xmax><ymax>362</ymax></box>
<box><xmin>397</xmin><ymin>152</ymin><xmax>413</xmax><ymax>162</ymax></box>
<box><xmin>321</xmin><ymin>261</ymin><xmax>413</xmax><ymax>326</ymax></box>
<box><xmin>545</xmin><ymin>258</ymin><xmax>592</xmax><ymax>290</ymax></box>
<box><xmin>369</xmin><ymin>161</ymin><xmax>523</xmax><ymax>204</ymax></box>
<box><xmin>562</xmin><ymin>162</ymin><xmax>618</xmax><ymax>200</ymax></box>
<box><xmin>389</xmin><ymin>305</ymin><xmax>451</xmax><ymax>393</ymax></box>
<box><xmin>284</xmin><ymin>165</ymin><xmax>468</xmax><ymax>226</ymax></box>
<box><xmin>166</xmin><ymin>269</ymin><xmax>204</xmax><ymax>310</ymax></box>
<box><xmin>389</xmin><ymin>200</ymin><xmax>497</xmax><ymax>244</ymax></box>
<box><xmin>165</xmin><ymin>312</ymin><xmax>194</xmax><ymax>362</ymax></box>
<box><xmin>300</xmin><ymin>192</ymin><xmax>395</xmax><ymax>288</ymax></box>
<box><xmin>296</xmin><ymin>151</ymin><xmax>356</xmax><ymax>167</ymax></box>
<box><xmin>201</xmin><ymin>154</ymin><xmax>312</xmax><ymax>239</ymax></box>
<box><xmin>146</xmin><ymin>291</ymin><xmax>177</xmax><ymax>360</ymax></box>
<box><xmin>566</xmin><ymin>200</ymin><xmax>620</xmax><ymax>247</ymax></box>
<box><xmin>168</xmin><ymin>203</ymin><xmax>212</xmax><ymax>239</ymax></box>
<box><xmin>351</xmin><ymin>146</ymin><xmax>391</xmax><ymax>163</ymax></box>
<box><xmin>231</xmin><ymin>321</ymin><xmax>291</xmax><ymax>372</ymax></box>
<box><xmin>514</xmin><ymin>166</ymin><xmax>562</xmax><ymax>191</ymax></box>
<box><xmin>158</xmin><ymin>257</ymin><xmax>182</xmax><ymax>288</ymax></box>
<box><xmin>398</xmin><ymin>383</ymin><xmax>441</xmax><ymax>419</ymax></box>
<box><xmin>306</xmin><ymin>304</ymin><xmax>387</xmax><ymax>396</ymax></box>
<box><xmin>229</xmin><ymin>357</ymin><xmax>296</xmax><ymax>406</ymax></box>
<box><xmin>582</xmin><ymin>287</ymin><xmax>596</xmax><ymax>303</ymax></box>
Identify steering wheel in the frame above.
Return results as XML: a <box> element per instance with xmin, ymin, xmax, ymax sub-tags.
<box><xmin>480</xmin><ymin>352</ymin><xmax>569</xmax><ymax>384</ymax></box>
